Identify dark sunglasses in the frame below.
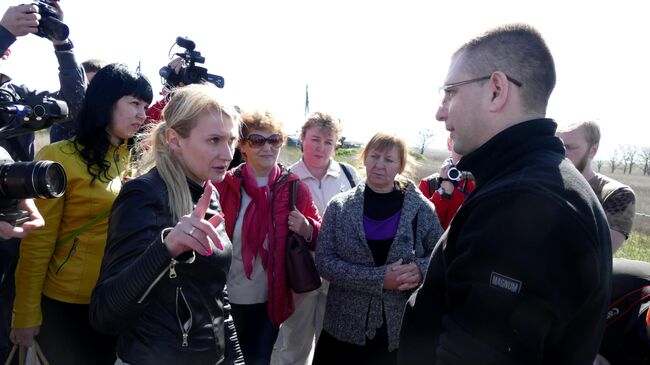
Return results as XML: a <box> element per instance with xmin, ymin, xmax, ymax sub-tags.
<box><xmin>245</xmin><ymin>134</ymin><xmax>283</xmax><ymax>148</ymax></box>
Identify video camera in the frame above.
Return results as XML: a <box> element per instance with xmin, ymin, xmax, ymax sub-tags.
<box><xmin>444</xmin><ymin>158</ymin><xmax>462</xmax><ymax>182</ymax></box>
<box><xmin>33</xmin><ymin>1</ymin><xmax>69</xmax><ymax>41</ymax></box>
<box><xmin>159</xmin><ymin>37</ymin><xmax>225</xmax><ymax>88</ymax></box>
<box><xmin>0</xmin><ymin>90</ymin><xmax>68</xmax><ymax>225</ymax></box>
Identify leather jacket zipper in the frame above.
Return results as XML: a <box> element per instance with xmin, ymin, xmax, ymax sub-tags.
<box><xmin>137</xmin><ymin>258</ymin><xmax>179</xmax><ymax>304</ymax></box>
<box><xmin>175</xmin><ymin>286</ymin><xmax>193</xmax><ymax>347</ymax></box>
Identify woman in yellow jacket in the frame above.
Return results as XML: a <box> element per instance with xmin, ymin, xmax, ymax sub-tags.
<box><xmin>9</xmin><ymin>63</ymin><xmax>152</xmax><ymax>365</ymax></box>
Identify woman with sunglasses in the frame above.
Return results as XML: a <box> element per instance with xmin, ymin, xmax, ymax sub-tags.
<box><xmin>215</xmin><ymin>110</ymin><xmax>321</xmax><ymax>365</ymax></box>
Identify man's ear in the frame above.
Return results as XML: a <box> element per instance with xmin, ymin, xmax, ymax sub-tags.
<box><xmin>488</xmin><ymin>71</ymin><xmax>510</xmax><ymax>112</ymax></box>
<box><xmin>589</xmin><ymin>143</ymin><xmax>599</xmax><ymax>159</ymax></box>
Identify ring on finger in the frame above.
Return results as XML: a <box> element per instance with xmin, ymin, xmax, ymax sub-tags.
<box><xmin>188</xmin><ymin>226</ymin><xmax>197</xmax><ymax>236</ymax></box>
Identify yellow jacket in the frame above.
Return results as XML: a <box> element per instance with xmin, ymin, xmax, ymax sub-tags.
<box><xmin>12</xmin><ymin>140</ymin><xmax>128</xmax><ymax>328</ymax></box>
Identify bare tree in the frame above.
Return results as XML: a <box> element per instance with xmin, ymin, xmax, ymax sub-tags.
<box><xmin>621</xmin><ymin>144</ymin><xmax>638</xmax><ymax>174</ymax></box>
<box><xmin>595</xmin><ymin>160</ymin><xmax>604</xmax><ymax>172</ymax></box>
<box><xmin>609</xmin><ymin>148</ymin><xmax>620</xmax><ymax>173</ymax></box>
<box><xmin>417</xmin><ymin>128</ymin><xmax>435</xmax><ymax>154</ymax></box>
<box><xmin>640</xmin><ymin>146</ymin><xmax>650</xmax><ymax>176</ymax></box>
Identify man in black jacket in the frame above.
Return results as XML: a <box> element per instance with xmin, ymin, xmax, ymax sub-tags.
<box><xmin>398</xmin><ymin>24</ymin><xmax>612</xmax><ymax>364</ymax></box>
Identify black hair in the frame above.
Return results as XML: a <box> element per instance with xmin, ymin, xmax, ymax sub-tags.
<box><xmin>74</xmin><ymin>63</ymin><xmax>153</xmax><ymax>183</ymax></box>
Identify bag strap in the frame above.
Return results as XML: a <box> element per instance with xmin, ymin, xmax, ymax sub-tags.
<box><xmin>427</xmin><ymin>176</ymin><xmax>440</xmax><ymax>197</ymax></box>
<box><xmin>290</xmin><ymin>180</ymin><xmax>298</xmax><ymax>210</ymax></box>
<box><xmin>339</xmin><ymin>162</ymin><xmax>356</xmax><ymax>188</ymax></box>
<box><xmin>55</xmin><ymin>208</ymin><xmax>110</xmax><ymax>249</ymax></box>
<box><xmin>607</xmin><ymin>285</ymin><xmax>650</xmax><ymax>327</ymax></box>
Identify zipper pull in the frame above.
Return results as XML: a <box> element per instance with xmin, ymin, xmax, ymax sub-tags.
<box><xmin>169</xmin><ymin>263</ymin><xmax>177</xmax><ymax>279</ymax></box>
<box><xmin>182</xmin><ymin>333</ymin><xmax>188</xmax><ymax>347</ymax></box>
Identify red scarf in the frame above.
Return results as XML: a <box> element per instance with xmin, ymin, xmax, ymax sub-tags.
<box><xmin>240</xmin><ymin>163</ymin><xmax>282</xmax><ymax>279</ymax></box>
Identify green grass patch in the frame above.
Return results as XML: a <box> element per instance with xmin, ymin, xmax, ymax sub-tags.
<box><xmin>615</xmin><ymin>232</ymin><xmax>650</xmax><ymax>262</ymax></box>
<box><xmin>335</xmin><ymin>148</ymin><xmax>360</xmax><ymax>158</ymax></box>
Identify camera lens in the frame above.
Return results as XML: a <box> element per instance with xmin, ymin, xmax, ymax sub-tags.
<box><xmin>447</xmin><ymin>167</ymin><xmax>462</xmax><ymax>181</ymax></box>
<box><xmin>0</xmin><ymin>161</ymin><xmax>67</xmax><ymax>199</ymax></box>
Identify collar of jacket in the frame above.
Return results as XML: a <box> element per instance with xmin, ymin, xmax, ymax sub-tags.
<box><xmin>457</xmin><ymin>118</ymin><xmax>564</xmax><ymax>187</ymax></box>
<box><xmin>228</xmin><ymin>162</ymin><xmax>298</xmax><ymax>189</ymax></box>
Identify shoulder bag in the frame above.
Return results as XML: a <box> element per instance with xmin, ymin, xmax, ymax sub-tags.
<box><xmin>285</xmin><ymin>180</ymin><xmax>321</xmax><ymax>293</ymax></box>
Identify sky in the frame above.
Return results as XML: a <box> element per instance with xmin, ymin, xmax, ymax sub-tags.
<box><xmin>2</xmin><ymin>0</ymin><xmax>648</xmax><ymax>158</ymax></box>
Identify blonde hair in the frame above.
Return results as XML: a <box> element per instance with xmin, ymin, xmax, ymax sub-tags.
<box><xmin>300</xmin><ymin>112</ymin><xmax>343</xmax><ymax>141</ymax></box>
<box><xmin>360</xmin><ymin>132</ymin><xmax>412</xmax><ymax>179</ymax></box>
<box><xmin>558</xmin><ymin>120</ymin><xmax>601</xmax><ymax>147</ymax></box>
<box><xmin>136</xmin><ymin>83</ymin><xmax>240</xmax><ymax>222</ymax></box>
<box><xmin>239</xmin><ymin>110</ymin><xmax>286</xmax><ymax>142</ymax></box>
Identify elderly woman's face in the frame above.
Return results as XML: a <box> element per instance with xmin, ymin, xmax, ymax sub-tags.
<box><xmin>364</xmin><ymin>145</ymin><xmax>402</xmax><ymax>193</ymax></box>
<box><xmin>171</xmin><ymin>111</ymin><xmax>237</xmax><ymax>184</ymax></box>
<box><xmin>239</xmin><ymin>128</ymin><xmax>283</xmax><ymax>177</ymax></box>
<box><xmin>301</xmin><ymin>127</ymin><xmax>336</xmax><ymax>170</ymax></box>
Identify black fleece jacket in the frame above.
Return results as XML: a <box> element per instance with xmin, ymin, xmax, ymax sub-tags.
<box><xmin>398</xmin><ymin>119</ymin><xmax>612</xmax><ymax>365</ymax></box>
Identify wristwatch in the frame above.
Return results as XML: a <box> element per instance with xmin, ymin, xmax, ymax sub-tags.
<box><xmin>54</xmin><ymin>39</ymin><xmax>73</xmax><ymax>51</ymax></box>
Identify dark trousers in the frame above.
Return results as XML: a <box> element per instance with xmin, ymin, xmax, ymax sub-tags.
<box><xmin>231</xmin><ymin>302</ymin><xmax>279</xmax><ymax>365</ymax></box>
<box><xmin>0</xmin><ymin>238</ymin><xmax>19</xmax><ymax>365</ymax></box>
<box><xmin>37</xmin><ymin>295</ymin><xmax>117</xmax><ymax>365</ymax></box>
<box><xmin>312</xmin><ymin>323</ymin><xmax>397</xmax><ymax>365</ymax></box>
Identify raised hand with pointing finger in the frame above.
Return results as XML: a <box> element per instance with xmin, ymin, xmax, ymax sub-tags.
<box><xmin>163</xmin><ymin>183</ymin><xmax>224</xmax><ymax>258</ymax></box>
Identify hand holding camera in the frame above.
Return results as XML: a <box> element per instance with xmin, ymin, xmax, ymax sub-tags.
<box><xmin>0</xmin><ymin>1</ymin><xmax>68</xmax><ymax>41</ymax></box>
<box><xmin>0</xmin><ymin>198</ymin><xmax>44</xmax><ymax>240</ymax></box>
<box><xmin>440</xmin><ymin>158</ymin><xmax>462</xmax><ymax>182</ymax></box>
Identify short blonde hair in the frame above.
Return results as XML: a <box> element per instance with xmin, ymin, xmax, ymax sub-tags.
<box><xmin>360</xmin><ymin>132</ymin><xmax>409</xmax><ymax>173</ymax></box>
<box><xmin>300</xmin><ymin>112</ymin><xmax>343</xmax><ymax>141</ymax></box>
<box><xmin>558</xmin><ymin>120</ymin><xmax>601</xmax><ymax>147</ymax></box>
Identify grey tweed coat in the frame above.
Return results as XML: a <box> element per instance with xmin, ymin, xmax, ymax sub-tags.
<box><xmin>315</xmin><ymin>178</ymin><xmax>443</xmax><ymax>351</ymax></box>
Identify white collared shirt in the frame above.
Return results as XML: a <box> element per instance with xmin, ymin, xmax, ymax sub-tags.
<box><xmin>289</xmin><ymin>158</ymin><xmax>361</xmax><ymax>214</ymax></box>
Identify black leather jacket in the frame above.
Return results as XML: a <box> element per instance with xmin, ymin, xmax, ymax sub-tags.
<box><xmin>90</xmin><ymin>168</ymin><xmax>244</xmax><ymax>365</ymax></box>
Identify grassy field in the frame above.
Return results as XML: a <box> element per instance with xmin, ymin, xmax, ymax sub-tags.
<box><xmin>280</xmin><ymin>145</ymin><xmax>650</xmax><ymax>262</ymax></box>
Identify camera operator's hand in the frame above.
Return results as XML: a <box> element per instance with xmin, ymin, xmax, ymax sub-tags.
<box><xmin>163</xmin><ymin>184</ymin><xmax>224</xmax><ymax>258</ymax></box>
<box><xmin>9</xmin><ymin>326</ymin><xmax>40</xmax><ymax>347</ymax></box>
<box><xmin>44</xmin><ymin>0</ymin><xmax>68</xmax><ymax>46</ymax></box>
<box><xmin>0</xmin><ymin>199</ymin><xmax>45</xmax><ymax>240</ymax></box>
<box><xmin>438</xmin><ymin>160</ymin><xmax>455</xmax><ymax>195</ymax></box>
<box><xmin>0</xmin><ymin>4</ymin><xmax>40</xmax><ymax>37</ymax></box>
<box><xmin>169</xmin><ymin>57</ymin><xmax>185</xmax><ymax>75</ymax></box>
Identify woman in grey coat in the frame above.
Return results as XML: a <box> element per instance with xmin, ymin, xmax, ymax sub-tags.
<box><xmin>313</xmin><ymin>132</ymin><xmax>443</xmax><ymax>365</ymax></box>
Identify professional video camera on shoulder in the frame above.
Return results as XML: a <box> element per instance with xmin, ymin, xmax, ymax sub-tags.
<box><xmin>0</xmin><ymin>90</ymin><xmax>68</xmax><ymax>226</ymax></box>
<box><xmin>159</xmin><ymin>36</ymin><xmax>225</xmax><ymax>88</ymax></box>
<box><xmin>33</xmin><ymin>0</ymin><xmax>70</xmax><ymax>41</ymax></box>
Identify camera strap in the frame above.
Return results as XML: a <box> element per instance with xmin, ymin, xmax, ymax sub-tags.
<box><xmin>55</xmin><ymin>208</ymin><xmax>110</xmax><ymax>249</ymax></box>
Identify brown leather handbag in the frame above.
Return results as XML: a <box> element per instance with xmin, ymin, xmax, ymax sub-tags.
<box><xmin>285</xmin><ymin>180</ymin><xmax>321</xmax><ymax>293</ymax></box>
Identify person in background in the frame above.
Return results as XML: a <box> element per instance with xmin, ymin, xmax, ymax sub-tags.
<box><xmin>50</xmin><ymin>58</ymin><xmax>108</xmax><ymax>143</ymax></box>
<box><xmin>556</xmin><ymin>120</ymin><xmax>636</xmax><ymax>253</ymax></box>
<box><xmin>10</xmin><ymin>63</ymin><xmax>152</xmax><ymax>365</ymax></box>
<box><xmin>271</xmin><ymin>111</ymin><xmax>360</xmax><ymax>365</ymax></box>
<box><xmin>594</xmin><ymin>259</ymin><xmax>650</xmax><ymax>365</ymax></box>
<box><xmin>418</xmin><ymin>134</ymin><xmax>475</xmax><ymax>230</ymax></box>
<box><xmin>398</xmin><ymin>24</ymin><xmax>612</xmax><ymax>364</ymax></box>
<box><xmin>90</xmin><ymin>83</ymin><xmax>244</xmax><ymax>365</ymax></box>
<box><xmin>215</xmin><ymin>110</ymin><xmax>321</xmax><ymax>365</ymax></box>
<box><xmin>0</xmin><ymin>3</ymin><xmax>86</xmax><ymax>361</ymax></box>
<box><xmin>313</xmin><ymin>132</ymin><xmax>443</xmax><ymax>365</ymax></box>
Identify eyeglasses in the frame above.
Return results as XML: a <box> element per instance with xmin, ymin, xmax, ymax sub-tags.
<box><xmin>438</xmin><ymin>73</ymin><xmax>523</xmax><ymax>105</ymax></box>
<box><xmin>245</xmin><ymin>134</ymin><xmax>283</xmax><ymax>148</ymax></box>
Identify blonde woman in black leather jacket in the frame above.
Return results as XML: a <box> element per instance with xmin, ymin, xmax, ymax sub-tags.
<box><xmin>90</xmin><ymin>84</ymin><xmax>244</xmax><ymax>365</ymax></box>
